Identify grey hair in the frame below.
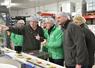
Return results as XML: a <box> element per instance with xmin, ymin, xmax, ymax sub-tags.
<box><xmin>44</xmin><ymin>17</ymin><xmax>56</xmax><ymax>25</ymax></box>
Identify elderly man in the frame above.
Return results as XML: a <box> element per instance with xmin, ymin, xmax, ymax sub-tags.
<box><xmin>0</xmin><ymin>15</ymin><xmax>45</xmax><ymax>52</ymax></box>
<box><xmin>56</xmin><ymin>12</ymin><xmax>89</xmax><ymax>68</ymax></box>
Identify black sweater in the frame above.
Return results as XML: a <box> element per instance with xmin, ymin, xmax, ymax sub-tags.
<box><xmin>9</xmin><ymin>25</ymin><xmax>44</xmax><ymax>52</ymax></box>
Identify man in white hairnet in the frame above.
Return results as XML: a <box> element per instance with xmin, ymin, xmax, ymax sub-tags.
<box><xmin>0</xmin><ymin>15</ymin><xmax>45</xmax><ymax>52</ymax></box>
<box><xmin>56</xmin><ymin>12</ymin><xmax>89</xmax><ymax>68</ymax></box>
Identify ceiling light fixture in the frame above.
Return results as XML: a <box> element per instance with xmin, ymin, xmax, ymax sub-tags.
<box><xmin>1</xmin><ymin>0</ymin><xmax>18</xmax><ymax>8</ymax></box>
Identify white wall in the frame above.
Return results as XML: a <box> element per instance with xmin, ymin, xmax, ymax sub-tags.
<box><xmin>75</xmin><ymin>2</ymin><xmax>82</xmax><ymax>15</ymax></box>
<box><xmin>9</xmin><ymin>1</ymin><xmax>63</xmax><ymax>17</ymax></box>
<box><xmin>9</xmin><ymin>1</ymin><xmax>82</xmax><ymax>17</ymax></box>
<box><xmin>9</xmin><ymin>10</ymin><xmax>18</xmax><ymax>17</ymax></box>
<box><xmin>9</xmin><ymin>8</ymin><xmax>35</xmax><ymax>17</ymax></box>
<box><xmin>61</xmin><ymin>1</ymin><xmax>72</xmax><ymax>13</ymax></box>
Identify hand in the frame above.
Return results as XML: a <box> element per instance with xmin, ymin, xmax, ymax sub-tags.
<box><xmin>2</xmin><ymin>25</ymin><xmax>9</xmax><ymax>31</ymax></box>
<box><xmin>0</xmin><ymin>26</ymin><xmax>3</xmax><ymax>32</ymax></box>
<box><xmin>35</xmin><ymin>34</ymin><xmax>40</xmax><ymax>40</ymax></box>
<box><xmin>76</xmin><ymin>64</ymin><xmax>81</xmax><ymax>68</ymax></box>
<box><xmin>3</xmin><ymin>26</ymin><xmax>9</xmax><ymax>31</ymax></box>
<box><xmin>0</xmin><ymin>25</ymin><xmax>9</xmax><ymax>31</ymax></box>
<box><xmin>41</xmin><ymin>39</ymin><xmax>47</xmax><ymax>45</ymax></box>
<box><xmin>10</xmin><ymin>42</ymin><xmax>15</xmax><ymax>50</ymax></box>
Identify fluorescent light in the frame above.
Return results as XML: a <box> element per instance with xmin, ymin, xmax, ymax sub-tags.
<box><xmin>1</xmin><ymin>0</ymin><xmax>10</xmax><ymax>6</ymax></box>
<box><xmin>29</xmin><ymin>0</ymin><xmax>43</xmax><ymax>1</ymax></box>
<box><xmin>1</xmin><ymin>0</ymin><xmax>19</xmax><ymax>8</ymax></box>
<box><xmin>29</xmin><ymin>0</ymin><xmax>35</xmax><ymax>1</ymax></box>
<box><xmin>1</xmin><ymin>3</ymin><xmax>18</xmax><ymax>8</ymax></box>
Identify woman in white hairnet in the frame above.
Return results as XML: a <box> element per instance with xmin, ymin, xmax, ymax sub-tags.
<box><xmin>43</xmin><ymin>17</ymin><xmax>64</xmax><ymax>66</ymax></box>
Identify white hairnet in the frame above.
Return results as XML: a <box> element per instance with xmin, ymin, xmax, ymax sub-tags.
<box><xmin>57</xmin><ymin>12</ymin><xmax>71</xmax><ymax>20</ymax></box>
<box><xmin>44</xmin><ymin>17</ymin><xmax>56</xmax><ymax>25</ymax></box>
<box><xmin>17</xmin><ymin>20</ymin><xmax>25</xmax><ymax>24</ymax></box>
<box><xmin>28</xmin><ymin>15</ymin><xmax>39</xmax><ymax>22</ymax></box>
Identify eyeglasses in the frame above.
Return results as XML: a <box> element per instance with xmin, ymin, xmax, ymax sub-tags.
<box><xmin>56</xmin><ymin>16</ymin><xmax>63</xmax><ymax>19</ymax></box>
<box><xmin>57</xmin><ymin>16</ymin><xmax>61</xmax><ymax>19</ymax></box>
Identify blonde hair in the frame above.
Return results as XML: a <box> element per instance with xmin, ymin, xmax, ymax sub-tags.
<box><xmin>73</xmin><ymin>15</ymin><xmax>86</xmax><ymax>25</ymax></box>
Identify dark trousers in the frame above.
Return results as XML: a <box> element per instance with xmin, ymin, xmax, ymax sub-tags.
<box><xmin>15</xmin><ymin>46</ymin><xmax>22</xmax><ymax>53</ymax></box>
<box><xmin>88</xmin><ymin>65</ymin><xmax>93</xmax><ymax>68</ymax></box>
<box><xmin>66</xmin><ymin>66</ymin><xmax>75</xmax><ymax>68</ymax></box>
<box><xmin>49</xmin><ymin>58</ymin><xmax>64</xmax><ymax>66</ymax></box>
<box><xmin>66</xmin><ymin>65</ymin><xmax>89</xmax><ymax>68</ymax></box>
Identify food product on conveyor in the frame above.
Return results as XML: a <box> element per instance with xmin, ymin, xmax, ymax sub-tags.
<box><xmin>37</xmin><ymin>61</ymin><xmax>42</xmax><ymax>64</ymax></box>
<box><xmin>15</xmin><ymin>53</ymin><xmax>25</xmax><ymax>58</ymax></box>
<box><xmin>16</xmin><ymin>53</ymin><xmax>22</xmax><ymax>56</ymax></box>
<box><xmin>48</xmin><ymin>66</ymin><xmax>56</xmax><ymax>68</ymax></box>
<box><xmin>3</xmin><ymin>48</ymin><xmax>64</xmax><ymax>68</ymax></box>
<box><xmin>4</xmin><ymin>48</ymin><xmax>9</xmax><ymax>51</ymax></box>
<box><xmin>26</xmin><ymin>57</ymin><xmax>32</xmax><ymax>61</ymax></box>
<box><xmin>4</xmin><ymin>48</ymin><xmax>14</xmax><ymax>52</ymax></box>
